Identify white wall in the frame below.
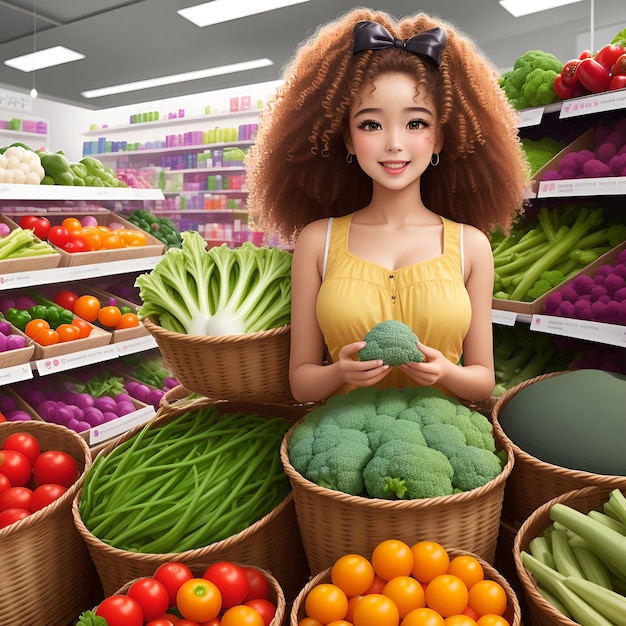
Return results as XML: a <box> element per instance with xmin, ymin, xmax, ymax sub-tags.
<box><xmin>0</xmin><ymin>80</ymin><xmax>281</xmax><ymax>162</ymax></box>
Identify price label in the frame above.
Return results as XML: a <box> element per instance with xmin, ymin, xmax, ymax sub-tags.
<box><xmin>560</xmin><ymin>90</ymin><xmax>626</xmax><ymax>118</ymax></box>
<box><xmin>0</xmin><ymin>363</ymin><xmax>33</xmax><ymax>386</ymax></box>
<box><xmin>491</xmin><ymin>309</ymin><xmax>518</xmax><ymax>326</ymax></box>
<box><xmin>116</xmin><ymin>335</ymin><xmax>158</xmax><ymax>355</ymax></box>
<box><xmin>538</xmin><ymin>176</ymin><xmax>626</xmax><ymax>197</ymax></box>
<box><xmin>87</xmin><ymin>405</ymin><xmax>156</xmax><ymax>445</ymax></box>
<box><xmin>516</xmin><ymin>107</ymin><xmax>545</xmax><ymax>128</ymax></box>
<box><xmin>531</xmin><ymin>314</ymin><xmax>626</xmax><ymax>347</ymax></box>
<box><xmin>34</xmin><ymin>344</ymin><xmax>119</xmax><ymax>376</ymax></box>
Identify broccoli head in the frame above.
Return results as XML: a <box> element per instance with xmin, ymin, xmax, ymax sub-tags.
<box><xmin>359</xmin><ymin>320</ymin><xmax>425</xmax><ymax>366</ymax></box>
<box><xmin>448</xmin><ymin>445</ymin><xmax>504</xmax><ymax>492</ymax></box>
<box><xmin>501</xmin><ymin>50</ymin><xmax>563</xmax><ymax>110</ymax></box>
<box><xmin>363</xmin><ymin>440</ymin><xmax>454</xmax><ymax>500</ymax></box>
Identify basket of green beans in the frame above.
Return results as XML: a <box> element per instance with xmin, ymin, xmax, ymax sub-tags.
<box><xmin>71</xmin><ymin>397</ymin><xmax>312</xmax><ymax>603</ymax></box>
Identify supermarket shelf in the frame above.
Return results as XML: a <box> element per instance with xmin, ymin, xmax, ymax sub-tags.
<box><xmin>92</xmin><ymin>140</ymin><xmax>254</xmax><ymax>159</ymax></box>
<box><xmin>164</xmin><ymin>166</ymin><xmax>247</xmax><ymax>175</ymax></box>
<box><xmin>0</xmin><ymin>334</ymin><xmax>158</xmax><ymax>388</ymax></box>
<box><xmin>82</xmin><ymin>109</ymin><xmax>260</xmax><ymax>135</ymax></box>
<box><xmin>0</xmin><ymin>183</ymin><xmax>164</xmax><ymax>201</ymax></box>
<box><xmin>0</xmin><ymin>256</ymin><xmax>162</xmax><ymax>290</ymax></box>
<box><xmin>163</xmin><ymin>189</ymin><xmax>248</xmax><ymax>197</ymax></box>
<box><xmin>537</xmin><ymin>176</ymin><xmax>626</xmax><ymax>198</ymax></box>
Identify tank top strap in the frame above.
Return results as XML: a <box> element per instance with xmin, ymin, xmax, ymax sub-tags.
<box><xmin>322</xmin><ymin>214</ymin><xmax>352</xmax><ymax>280</ymax></box>
<box><xmin>442</xmin><ymin>217</ymin><xmax>464</xmax><ymax>279</ymax></box>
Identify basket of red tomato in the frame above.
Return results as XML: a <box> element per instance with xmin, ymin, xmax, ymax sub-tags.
<box><xmin>0</xmin><ymin>421</ymin><xmax>101</xmax><ymax>626</ymax></box>
<box><xmin>77</xmin><ymin>560</ymin><xmax>285</xmax><ymax>626</ymax></box>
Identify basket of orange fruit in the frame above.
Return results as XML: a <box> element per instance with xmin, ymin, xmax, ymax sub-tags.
<box><xmin>291</xmin><ymin>538</ymin><xmax>521</xmax><ymax>626</ymax></box>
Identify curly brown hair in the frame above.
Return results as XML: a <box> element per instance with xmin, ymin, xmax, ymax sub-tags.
<box><xmin>246</xmin><ymin>8</ymin><xmax>529</xmax><ymax>245</ymax></box>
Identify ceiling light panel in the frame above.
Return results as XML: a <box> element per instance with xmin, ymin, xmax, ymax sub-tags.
<box><xmin>81</xmin><ymin>58</ymin><xmax>274</xmax><ymax>98</ymax></box>
<box><xmin>499</xmin><ymin>0</ymin><xmax>585</xmax><ymax>17</ymax></box>
<box><xmin>4</xmin><ymin>46</ymin><xmax>85</xmax><ymax>72</ymax></box>
<box><xmin>178</xmin><ymin>0</ymin><xmax>311</xmax><ymax>28</ymax></box>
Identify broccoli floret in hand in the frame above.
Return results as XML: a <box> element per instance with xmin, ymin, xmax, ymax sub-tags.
<box><xmin>359</xmin><ymin>320</ymin><xmax>425</xmax><ymax>366</ymax></box>
<box><xmin>363</xmin><ymin>440</ymin><xmax>454</xmax><ymax>499</ymax></box>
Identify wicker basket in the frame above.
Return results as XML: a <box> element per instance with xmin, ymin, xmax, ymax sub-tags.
<box><xmin>72</xmin><ymin>397</ymin><xmax>311</xmax><ymax>603</ymax></box>
<box><xmin>290</xmin><ymin>547</ymin><xmax>522</xmax><ymax>626</ymax></box>
<box><xmin>142</xmin><ymin>316</ymin><xmax>294</xmax><ymax>403</ymax></box>
<box><xmin>111</xmin><ymin>564</ymin><xmax>286</xmax><ymax>626</ymax></box>
<box><xmin>281</xmin><ymin>418</ymin><xmax>515</xmax><ymax>575</ymax></box>
<box><xmin>0</xmin><ymin>421</ymin><xmax>100</xmax><ymax>626</ymax></box>
<box><xmin>513</xmin><ymin>484</ymin><xmax>626</xmax><ymax>626</ymax></box>
<box><xmin>492</xmin><ymin>371</ymin><xmax>626</xmax><ymax>528</ymax></box>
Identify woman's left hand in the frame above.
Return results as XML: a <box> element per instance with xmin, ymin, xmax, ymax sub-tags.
<box><xmin>399</xmin><ymin>342</ymin><xmax>449</xmax><ymax>386</ymax></box>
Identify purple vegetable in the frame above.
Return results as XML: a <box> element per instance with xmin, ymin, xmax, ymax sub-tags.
<box><xmin>6</xmin><ymin>334</ymin><xmax>26</xmax><ymax>350</ymax></box>
<box><xmin>614</xmin><ymin>264</ymin><xmax>626</xmax><ymax>280</ymax></box>
<box><xmin>116</xmin><ymin>401</ymin><xmax>135</xmax><ymax>416</ymax></box>
<box><xmin>164</xmin><ymin>377</ymin><xmax>178</xmax><ymax>391</ymax></box>
<box><xmin>557</xmin><ymin>300</ymin><xmax>575</xmax><ymax>317</ymax></box>
<box><xmin>6</xmin><ymin>410</ymin><xmax>31</xmax><ymax>421</ymax></box>
<box><xmin>543</xmin><ymin>291</ymin><xmax>562</xmax><ymax>315</ymax></box>
<box><xmin>75</xmin><ymin>420</ymin><xmax>91</xmax><ymax>432</ymax></box>
<box><xmin>590</xmin><ymin>284</ymin><xmax>608</xmax><ymax>301</ymax></box>
<box><xmin>53</xmin><ymin>404</ymin><xmax>74</xmax><ymax>425</ymax></box>
<box><xmin>132</xmin><ymin>383</ymin><xmax>151</xmax><ymax>403</ymax></box>
<box><xmin>61</xmin><ymin>390</ymin><xmax>79</xmax><ymax>405</ymax></box>
<box><xmin>604</xmin><ymin>273</ymin><xmax>626</xmax><ymax>296</ymax></box>
<box><xmin>0</xmin><ymin>223</ymin><xmax>10</xmax><ymax>237</ymax></box>
<box><xmin>591</xmin><ymin>300</ymin><xmax>606</xmax><ymax>320</ymax></box>
<box><xmin>559</xmin><ymin>284</ymin><xmax>579</xmax><ymax>304</ymax></box>
<box><xmin>75</xmin><ymin>393</ymin><xmax>95</xmax><ymax>409</ymax></box>
<box><xmin>124</xmin><ymin>380</ymin><xmax>139</xmax><ymax>394</ymax></box>
<box><xmin>614</xmin><ymin>287</ymin><xmax>626</xmax><ymax>303</ymax></box>
<box><xmin>13</xmin><ymin>295</ymin><xmax>37</xmax><ymax>310</ymax></box>
<box><xmin>36</xmin><ymin>399</ymin><xmax>57</xmax><ymax>420</ymax></box>
<box><xmin>595</xmin><ymin>264</ymin><xmax>614</xmax><ymax>278</ymax></box>
<box><xmin>0</xmin><ymin>334</ymin><xmax>7</xmax><ymax>352</ymax></box>
<box><xmin>0</xmin><ymin>320</ymin><xmax>12</xmax><ymax>336</ymax></box>
<box><xmin>571</xmin><ymin>274</ymin><xmax>595</xmax><ymax>296</ymax></box>
<box><xmin>148</xmin><ymin>388</ymin><xmax>164</xmax><ymax>407</ymax></box>
<box><xmin>0</xmin><ymin>395</ymin><xmax>16</xmax><ymax>412</ymax></box>
<box><xmin>0</xmin><ymin>297</ymin><xmax>15</xmax><ymax>314</ymax></box>
<box><xmin>66</xmin><ymin>417</ymin><xmax>81</xmax><ymax>431</ymax></box>
<box><xmin>114</xmin><ymin>392</ymin><xmax>133</xmax><ymax>404</ymax></box>
<box><xmin>102</xmin><ymin>411</ymin><xmax>118</xmax><ymax>423</ymax></box>
<box><xmin>69</xmin><ymin>405</ymin><xmax>84</xmax><ymax>419</ymax></box>
<box><xmin>573</xmin><ymin>299</ymin><xmax>592</xmax><ymax>320</ymax></box>
<box><xmin>94</xmin><ymin>396</ymin><xmax>117</xmax><ymax>413</ymax></box>
<box><xmin>83</xmin><ymin>406</ymin><xmax>105</xmax><ymax>427</ymax></box>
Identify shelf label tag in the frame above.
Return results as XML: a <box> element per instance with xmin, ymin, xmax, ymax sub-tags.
<box><xmin>517</xmin><ymin>107</ymin><xmax>545</xmax><ymax>127</ymax></box>
<box><xmin>0</xmin><ymin>363</ymin><xmax>33</xmax><ymax>384</ymax></box>
<box><xmin>531</xmin><ymin>314</ymin><xmax>626</xmax><ymax>346</ymax></box>
<box><xmin>87</xmin><ymin>405</ymin><xmax>156</xmax><ymax>445</ymax></box>
<box><xmin>559</xmin><ymin>90</ymin><xmax>626</xmax><ymax>118</ymax></box>
<box><xmin>35</xmin><ymin>344</ymin><xmax>119</xmax><ymax>375</ymax></box>
<box><xmin>491</xmin><ymin>309</ymin><xmax>518</xmax><ymax>326</ymax></box>
<box><xmin>538</xmin><ymin>176</ymin><xmax>626</xmax><ymax>197</ymax></box>
<box><xmin>116</xmin><ymin>335</ymin><xmax>158</xmax><ymax>355</ymax></box>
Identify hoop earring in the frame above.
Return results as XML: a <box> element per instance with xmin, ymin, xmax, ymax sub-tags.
<box><xmin>430</xmin><ymin>153</ymin><xmax>440</xmax><ymax>166</ymax></box>
<box><xmin>346</xmin><ymin>153</ymin><xmax>354</xmax><ymax>164</ymax></box>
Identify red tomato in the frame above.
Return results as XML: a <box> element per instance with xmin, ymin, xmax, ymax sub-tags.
<box><xmin>560</xmin><ymin>58</ymin><xmax>581</xmax><ymax>85</ymax></box>
<box><xmin>62</xmin><ymin>236</ymin><xmax>90</xmax><ymax>253</ymax></box>
<box><xmin>30</xmin><ymin>483</ymin><xmax>67</xmax><ymax>512</ymax></box>
<box><xmin>0</xmin><ymin>486</ymin><xmax>33</xmax><ymax>512</ymax></box>
<box><xmin>176</xmin><ymin>578</ymin><xmax>222</xmax><ymax>622</ymax></box>
<box><xmin>245</xmin><ymin>598</ymin><xmax>276</xmax><ymax>626</ymax></box>
<box><xmin>53</xmin><ymin>289</ymin><xmax>79</xmax><ymax>312</ymax></box>
<box><xmin>74</xmin><ymin>295</ymin><xmax>101</xmax><ymax>322</ymax></box>
<box><xmin>243</xmin><ymin>566</ymin><xmax>270</xmax><ymax>601</ymax></box>
<box><xmin>128</xmin><ymin>577</ymin><xmax>170</xmax><ymax>622</ymax></box>
<box><xmin>153</xmin><ymin>561</ymin><xmax>194</xmax><ymax>607</ymax></box>
<box><xmin>0</xmin><ymin>450</ymin><xmax>32</xmax><ymax>487</ymax></box>
<box><xmin>96</xmin><ymin>595</ymin><xmax>144</xmax><ymax>626</ymax></box>
<box><xmin>146</xmin><ymin>621</ymin><xmax>177</xmax><ymax>626</ymax></box>
<box><xmin>47</xmin><ymin>225</ymin><xmax>71</xmax><ymax>248</ymax></box>
<box><xmin>18</xmin><ymin>215</ymin><xmax>50</xmax><ymax>240</ymax></box>
<box><xmin>576</xmin><ymin>57</ymin><xmax>611</xmax><ymax>93</ymax></box>
<box><xmin>0</xmin><ymin>507</ymin><xmax>30</xmax><ymax>528</ymax></box>
<box><xmin>0</xmin><ymin>473</ymin><xmax>11</xmax><ymax>494</ymax></box>
<box><xmin>2</xmin><ymin>432</ymin><xmax>41</xmax><ymax>465</ymax></box>
<box><xmin>553</xmin><ymin>74</ymin><xmax>585</xmax><ymax>100</ymax></box>
<box><xmin>33</xmin><ymin>450</ymin><xmax>79</xmax><ymax>488</ymax></box>
<box><xmin>203</xmin><ymin>561</ymin><xmax>249</xmax><ymax>609</ymax></box>
<box><xmin>613</xmin><ymin>53</ymin><xmax>626</xmax><ymax>76</ymax></box>
<box><xmin>594</xmin><ymin>43</ymin><xmax>625</xmax><ymax>71</ymax></box>
<box><xmin>609</xmin><ymin>74</ymin><xmax>626</xmax><ymax>90</ymax></box>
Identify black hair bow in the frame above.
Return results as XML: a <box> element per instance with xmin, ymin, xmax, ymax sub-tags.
<box><xmin>353</xmin><ymin>20</ymin><xmax>446</xmax><ymax>67</ymax></box>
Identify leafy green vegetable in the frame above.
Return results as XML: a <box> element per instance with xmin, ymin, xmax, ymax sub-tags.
<box><xmin>135</xmin><ymin>230</ymin><xmax>292</xmax><ymax>336</ymax></box>
<box><xmin>126</xmin><ymin>208</ymin><xmax>183</xmax><ymax>248</ymax></box>
<box><xmin>83</xmin><ymin>373</ymin><xmax>126</xmax><ymax>398</ymax></box>
<box><xmin>75</xmin><ymin>610</ymin><xmax>107</xmax><ymax>626</ymax></box>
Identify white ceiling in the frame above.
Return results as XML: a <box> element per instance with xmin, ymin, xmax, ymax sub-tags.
<box><xmin>0</xmin><ymin>0</ymin><xmax>623</xmax><ymax>111</ymax></box>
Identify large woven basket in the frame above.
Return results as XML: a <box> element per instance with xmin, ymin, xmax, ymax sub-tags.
<box><xmin>0</xmin><ymin>421</ymin><xmax>99</xmax><ymax>626</ymax></box>
<box><xmin>290</xmin><ymin>547</ymin><xmax>522</xmax><ymax>626</ymax></box>
<box><xmin>72</xmin><ymin>397</ymin><xmax>311</xmax><ymax>603</ymax></box>
<box><xmin>492</xmin><ymin>371</ymin><xmax>626</xmax><ymax>528</ymax></box>
<box><xmin>142</xmin><ymin>316</ymin><xmax>294</xmax><ymax>403</ymax></box>
<box><xmin>513</xmin><ymin>484</ymin><xmax>626</xmax><ymax>626</ymax></box>
<box><xmin>111</xmin><ymin>564</ymin><xmax>286</xmax><ymax>626</ymax></box>
<box><xmin>281</xmin><ymin>418</ymin><xmax>514</xmax><ymax>575</ymax></box>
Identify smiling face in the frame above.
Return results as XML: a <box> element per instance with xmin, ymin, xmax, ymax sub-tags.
<box><xmin>345</xmin><ymin>72</ymin><xmax>442</xmax><ymax>193</ymax></box>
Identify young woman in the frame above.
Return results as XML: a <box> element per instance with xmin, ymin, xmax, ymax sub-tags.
<box><xmin>246</xmin><ymin>9</ymin><xmax>530</xmax><ymax>404</ymax></box>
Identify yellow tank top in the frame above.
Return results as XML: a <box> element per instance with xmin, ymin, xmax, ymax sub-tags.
<box><xmin>316</xmin><ymin>213</ymin><xmax>472</xmax><ymax>395</ymax></box>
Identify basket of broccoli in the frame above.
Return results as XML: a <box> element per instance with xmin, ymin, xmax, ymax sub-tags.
<box><xmin>280</xmin><ymin>384</ymin><xmax>514</xmax><ymax>574</ymax></box>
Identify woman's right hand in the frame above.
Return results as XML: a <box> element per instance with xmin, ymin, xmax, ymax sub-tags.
<box><xmin>337</xmin><ymin>341</ymin><xmax>390</xmax><ymax>387</ymax></box>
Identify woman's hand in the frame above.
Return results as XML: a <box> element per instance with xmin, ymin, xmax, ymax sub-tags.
<box><xmin>399</xmin><ymin>342</ymin><xmax>449</xmax><ymax>386</ymax></box>
<box><xmin>337</xmin><ymin>341</ymin><xmax>390</xmax><ymax>387</ymax></box>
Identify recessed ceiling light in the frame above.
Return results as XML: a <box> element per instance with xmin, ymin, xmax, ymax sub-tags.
<box><xmin>499</xmin><ymin>0</ymin><xmax>585</xmax><ymax>18</ymax></box>
<box><xmin>4</xmin><ymin>45</ymin><xmax>85</xmax><ymax>72</ymax></box>
<box><xmin>81</xmin><ymin>58</ymin><xmax>274</xmax><ymax>98</ymax></box>
<box><xmin>178</xmin><ymin>0</ymin><xmax>311</xmax><ymax>28</ymax></box>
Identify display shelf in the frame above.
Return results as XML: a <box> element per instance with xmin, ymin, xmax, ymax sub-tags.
<box><xmin>164</xmin><ymin>166</ymin><xmax>247</xmax><ymax>175</ymax></box>
<box><xmin>83</xmin><ymin>109</ymin><xmax>260</xmax><ymax>136</ymax></box>
<box><xmin>93</xmin><ymin>140</ymin><xmax>254</xmax><ymax>159</ymax></box>
<box><xmin>0</xmin><ymin>256</ymin><xmax>161</xmax><ymax>290</ymax></box>
<box><xmin>0</xmin><ymin>183</ymin><xmax>164</xmax><ymax>201</ymax></box>
<box><xmin>0</xmin><ymin>129</ymin><xmax>49</xmax><ymax>144</ymax></box>
<box><xmin>537</xmin><ymin>175</ymin><xmax>626</xmax><ymax>197</ymax></box>
<box><xmin>163</xmin><ymin>189</ymin><xmax>248</xmax><ymax>197</ymax></box>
